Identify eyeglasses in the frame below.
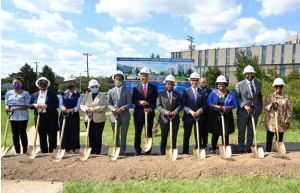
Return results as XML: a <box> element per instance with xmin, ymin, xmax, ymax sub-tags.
<box><xmin>275</xmin><ymin>85</ymin><xmax>283</xmax><ymax>89</ymax></box>
<box><xmin>190</xmin><ymin>79</ymin><xmax>199</xmax><ymax>82</ymax></box>
<box><xmin>90</xmin><ymin>86</ymin><xmax>99</xmax><ymax>88</ymax></box>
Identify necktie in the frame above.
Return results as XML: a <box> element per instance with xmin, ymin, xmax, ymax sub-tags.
<box><xmin>168</xmin><ymin>91</ymin><xmax>172</xmax><ymax>106</ymax></box>
<box><xmin>117</xmin><ymin>88</ymin><xmax>121</xmax><ymax>100</ymax></box>
<box><xmin>143</xmin><ymin>84</ymin><xmax>147</xmax><ymax>98</ymax></box>
<box><xmin>194</xmin><ymin>88</ymin><xmax>197</xmax><ymax>103</ymax></box>
<box><xmin>250</xmin><ymin>81</ymin><xmax>255</xmax><ymax>97</ymax></box>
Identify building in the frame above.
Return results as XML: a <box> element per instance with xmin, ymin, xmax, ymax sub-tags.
<box><xmin>171</xmin><ymin>34</ymin><xmax>300</xmax><ymax>84</ymax></box>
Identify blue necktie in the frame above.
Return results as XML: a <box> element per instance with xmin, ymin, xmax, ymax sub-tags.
<box><xmin>250</xmin><ymin>81</ymin><xmax>255</xmax><ymax>97</ymax></box>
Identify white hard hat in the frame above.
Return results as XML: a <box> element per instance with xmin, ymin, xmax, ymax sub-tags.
<box><xmin>139</xmin><ymin>67</ymin><xmax>150</xmax><ymax>75</ymax></box>
<box><xmin>64</xmin><ymin>73</ymin><xmax>76</xmax><ymax>82</ymax></box>
<box><xmin>272</xmin><ymin>78</ymin><xmax>285</xmax><ymax>86</ymax></box>
<box><xmin>112</xmin><ymin>70</ymin><xmax>125</xmax><ymax>80</ymax></box>
<box><xmin>35</xmin><ymin>77</ymin><xmax>51</xmax><ymax>88</ymax></box>
<box><xmin>88</xmin><ymin>79</ymin><xmax>99</xmax><ymax>88</ymax></box>
<box><xmin>215</xmin><ymin>75</ymin><xmax>227</xmax><ymax>83</ymax></box>
<box><xmin>243</xmin><ymin>65</ymin><xmax>256</xmax><ymax>74</ymax></box>
<box><xmin>189</xmin><ymin>72</ymin><xmax>200</xmax><ymax>80</ymax></box>
<box><xmin>163</xmin><ymin>75</ymin><xmax>176</xmax><ymax>83</ymax></box>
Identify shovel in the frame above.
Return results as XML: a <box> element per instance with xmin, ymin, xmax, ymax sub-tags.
<box><xmin>219</xmin><ymin>112</ymin><xmax>232</xmax><ymax>159</ymax></box>
<box><xmin>193</xmin><ymin>117</ymin><xmax>206</xmax><ymax>159</ymax></box>
<box><xmin>27</xmin><ymin>110</ymin><xmax>43</xmax><ymax>159</ymax></box>
<box><xmin>274</xmin><ymin>109</ymin><xmax>286</xmax><ymax>156</ymax></box>
<box><xmin>108</xmin><ymin>116</ymin><xmax>120</xmax><ymax>161</ymax></box>
<box><xmin>79</xmin><ymin>112</ymin><xmax>92</xmax><ymax>161</ymax></box>
<box><xmin>250</xmin><ymin>113</ymin><xmax>264</xmax><ymax>159</ymax></box>
<box><xmin>1</xmin><ymin>111</ymin><xmax>13</xmax><ymax>158</ymax></box>
<box><xmin>166</xmin><ymin>118</ymin><xmax>178</xmax><ymax>161</ymax></box>
<box><xmin>141</xmin><ymin>110</ymin><xmax>152</xmax><ymax>152</ymax></box>
<box><xmin>52</xmin><ymin>113</ymin><xmax>68</xmax><ymax>162</ymax></box>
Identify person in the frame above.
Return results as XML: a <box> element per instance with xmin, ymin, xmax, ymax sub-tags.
<box><xmin>235</xmin><ymin>65</ymin><xmax>263</xmax><ymax>153</ymax></box>
<box><xmin>207</xmin><ymin>75</ymin><xmax>237</xmax><ymax>153</ymax></box>
<box><xmin>80</xmin><ymin>79</ymin><xmax>107</xmax><ymax>154</ymax></box>
<box><xmin>29</xmin><ymin>77</ymin><xmax>59</xmax><ymax>153</ymax></box>
<box><xmin>157</xmin><ymin>75</ymin><xmax>182</xmax><ymax>155</ymax></box>
<box><xmin>108</xmin><ymin>70</ymin><xmax>132</xmax><ymax>155</ymax></box>
<box><xmin>5</xmin><ymin>77</ymin><xmax>31</xmax><ymax>154</ymax></box>
<box><xmin>182</xmin><ymin>72</ymin><xmax>207</xmax><ymax>154</ymax></box>
<box><xmin>199</xmin><ymin>77</ymin><xmax>212</xmax><ymax>149</ymax></box>
<box><xmin>132</xmin><ymin>67</ymin><xmax>158</xmax><ymax>155</ymax></box>
<box><xmin>264</xmin><ymin>78</ymin><xmax>292</xmax><ymax>152</ymax></box>
<box><xmin>58</xmin><ymin>74</ymin><xmax>82</xmax><ymax>153</ymax></box>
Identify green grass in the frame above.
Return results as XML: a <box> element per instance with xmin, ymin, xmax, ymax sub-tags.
<box><xmin>63</xmin><ymin>177</ymin><xmax>300</xmax><ymax>193</ymax></box>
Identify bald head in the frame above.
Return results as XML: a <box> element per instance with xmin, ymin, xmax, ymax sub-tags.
<box><xmin>199</xmin><ymin>78</ymin><xmax>208</xmax><ymax>88</ymax></box>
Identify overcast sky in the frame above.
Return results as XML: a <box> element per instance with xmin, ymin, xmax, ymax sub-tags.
<box><xmin>1</xmin><ymin>0</ymin><xmax>300</xmax><ymax>78</ymax></box>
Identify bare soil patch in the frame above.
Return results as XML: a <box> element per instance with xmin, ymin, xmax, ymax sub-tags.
<box><xmin>2</xmin><ymin>152</ymin><xmax>300</xmax><ymax>182</ymax></box>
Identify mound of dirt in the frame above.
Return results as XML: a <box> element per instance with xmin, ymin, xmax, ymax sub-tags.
<box><xmin>2</xmin><ymin>152</ymin><xmax>300</xmax><ymax>181</ymax></box>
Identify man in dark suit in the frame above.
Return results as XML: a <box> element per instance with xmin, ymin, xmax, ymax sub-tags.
<box><xmin>236</xmin><ymin>65</ymin><xmax>263</xmax><ymax>153</ymax></box>
<box><xmin>199</xmin><ymin>78</ymin><xmax>212</xmax><ymax>149</ymax></box>
<box><xmin>30</xmin><ymin>77</ymin><xmax>59</xmax><ymax>153</ymax></box>
<box><xmin>157</xmin><ymin>75</ymin><xmax>182</xmax><ymax>155</ymax></box>
<box><xmin>182</xmin><ymin>72</ymin><xmax>207</xmax><ymax>154</ymax></box>
<box><xmin>132</xmin><ymin>67</ymin><xmax>158</xmax><ymax>155</ymax></box>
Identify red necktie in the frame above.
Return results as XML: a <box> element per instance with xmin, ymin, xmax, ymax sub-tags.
<box><xmin>143</xmin><ymin>84</ymin><xmax>147</xmax><ymax>98</ymax></box>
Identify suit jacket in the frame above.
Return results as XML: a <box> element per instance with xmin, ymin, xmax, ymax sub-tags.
<box><xmin>235</xmin><ymin>79</ymin><xmax>263</xmax><ymax>116</ymax></box>
<box><xmin>157</xmin><ymin>90</ymin><xmax>182</xmax><ymax>124</ymax></box>
<box><xmin>132</xmin><ymin>82</ymin><xmax>158</xmax><ymax>119</ymax></box>
<box><xmin>80</xmin><ymin>92</ymin><xmax>108</xmax><ymax>123</ymax></box>
<box><xmin>108</xmin><ymin>86</ymin><xmax>132</xmax><ymax>122</ymax></box>
<box><xmin>182</xmin><ymin>87</ymin><xmax>207</xmax><ymax>123</ymax></box>
<box><xmin>30</xmin><ymin>90</ymin><xmax>59</xmax><ymax>130</ymax></box>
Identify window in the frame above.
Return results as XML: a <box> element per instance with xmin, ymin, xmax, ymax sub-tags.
<box><xmin>272</xmin><ymin>45</ymin><xmax>275</xmax><ymax>64</ymax></box>
<box><xmin>225</xmin><ymin>48</ymin><xmax>230</xmax><ymax>78</ymax></box>
<box><xmin>235</xmin><ymin>48</ymin><xmax>239</xmax><ymax>63</ymax></box>
<box><xmin>261</xmin><ymin>46</ymin><xmax>266</xmax><ymax>64</ymax></box>
<box><xmin>280</xmin><ymin>45</ymin><xmax>285</xmax><ymax>76</ymax></box>
<box><xmin>198</xmin><ymin>50</ymin><xmax>202</xmax><ymax>66</ymax></box>
<box><xmin>292</xmin><ymin>43</ymin><xmax>296</xmax><ymax>64</ymax></box>
<box><xmin>214</xmin><ymin>49</ymin><xmax>219</xmax><ymax>66</ymax></box>
<box><xmin>205</xmin><ymin>50</ymin><xmax>208</xmax><ymax>66</ymax></box>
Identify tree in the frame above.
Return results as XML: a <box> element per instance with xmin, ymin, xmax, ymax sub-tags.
<box><xmin>202</xmin><ymin>66</ymin><xmax>222</xmax><ymax>88</ymax></box>
<box><xmin>39</xmin><ymin>65</ymin><xmax>59</xmax><ymax>93</ymax></box>
<box><xmin>156</xmin><ymin>54</ymin><xmax>160</xmax><ymax>58</ymax></box>
<box><xmin>151</xmin><ymin>53</ymin><xmax>155</xmax><ymax>58</ymax></box>
<box><xmin>234</xmin><ymin>50</ymin><xmax>265</xmax><ymax>82</ymax></box>
<box><xmin>16</xmin><ymin>63</ymin><xmax>37</xmax><ymax>94</ymax></box>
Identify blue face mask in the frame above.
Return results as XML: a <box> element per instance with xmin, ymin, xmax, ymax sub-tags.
<box><xmin>90</xmin><ymin>87</ymin><xmax>99</xmax><ymax>94</ymax></box>
<box><xmin>13</xmin><ymin>84</ymin><xmax>22</xmax><ymax>91</ymax></box>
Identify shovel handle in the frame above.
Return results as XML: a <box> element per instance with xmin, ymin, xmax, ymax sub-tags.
<box><xmin>251</xmin><ymin>114</ymin><xmax>258</xmax><ymax>149</ymax></box>
<box><xmin>144</xmin><ymin>110</ymin><xmax>148</xmax><ymax>139</ymax></box>
<box><xmin>220</xmin><ymin>112</ymin><xmax>226</xmax><ymax>146</ymax></box>
<box><xmin>194</xmin><ymin>118</ymin><xmax>200</xmax><ymax>150</ymax></box>
<box><xmin>169</xmin><ymin>119</ymin><xmax>173</xmax><ymax>150</ymax></box>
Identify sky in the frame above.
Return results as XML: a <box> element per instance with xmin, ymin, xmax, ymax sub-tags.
<box><xmin>1</xmin><ymin>0</ymin><xmax>300</xmax><ymax>78</ymax></box>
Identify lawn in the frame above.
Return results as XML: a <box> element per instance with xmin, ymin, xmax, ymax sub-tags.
<box><xmin>63</xmin><ymin>177</ymin><xmax>300</xmax><ymax>193</ymax></box>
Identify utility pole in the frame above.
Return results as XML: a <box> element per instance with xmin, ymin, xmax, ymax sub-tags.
<box><xmin>33</xmin><ymin>61</ymin><xmax>40</xmax><ymax>78</ymax></box>
<box><xmin>186</xmin><ymin>35</ymin><xmax>194</xmax><ymax>60</ymax></box>
<box><xmin>83</xmin><ymin>53</ymin><xmax>92</xmax><ymax>78</ymax></box>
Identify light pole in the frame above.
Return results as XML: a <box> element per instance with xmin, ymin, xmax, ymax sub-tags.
<box><xmin>79</xmin><ymin>71</ymin><xmax>87</xmax><ymax>93</ymax></box>
<box><xmin>33</xmin><ymin>61</ymin><xmax>40</xmax><ymax>78</ymax></box>
<box><xmin>83</xmin><ymin>53</ymin><xmax>92</xmax><ymax>78</ymax></box>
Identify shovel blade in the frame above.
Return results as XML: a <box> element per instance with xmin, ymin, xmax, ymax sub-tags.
<box><xmin>27</xmin><ymin>145</ymin><xmax>39</xmax><ymax>159</ymax></box>
<box><xmin>1</xmin><ymin>147</ymin><xmax>10</xmax><ymax>159</ymax></box>
<box><xmin>277</xmin><ymin>142</ymin><xmax>286</xmax><ymax>156</ymax></box>
<box><xmin>219</xmin><ymin>146</ymin><xmax>231</xmax><ymax>159</ymax></box>
<box><xmin>52</xmin><ymin>148</ymin><xmax>66</xmax><ymax>162</ymax></box>
<box><xmin>141</xmin><ymin>138</ymin><xmax>152</xmax><ymax>152</ymax></box>
<box><xmin>108</xmin><ymin>147</ymin><xmax>120</xmax><ymax>161</ymax></box>
<box><xmin>79</xmin><ymin>147</ymin><xmax>92</xmax><ymax>161</ymax></box>
<box><xmin>166</xmin><ymin>148</ymin><xmax>178</xmax><ymax>161</ymax></box>
<box><xmin>251</xmin><ymin>146</ymin><xmax>264</xmax><ymax>159</ymax></box>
